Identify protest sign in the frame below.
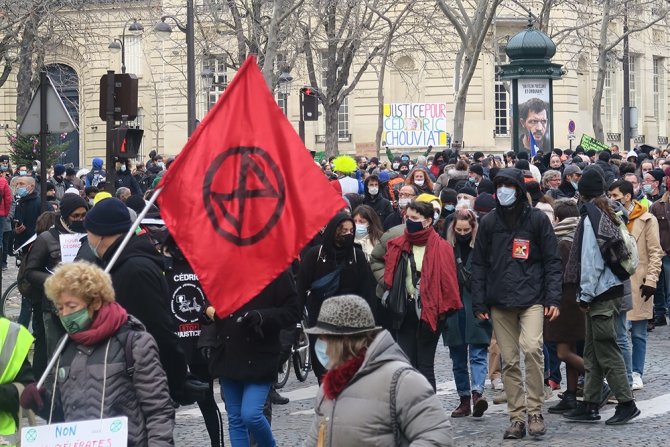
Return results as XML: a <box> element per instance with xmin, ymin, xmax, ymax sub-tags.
<box><xmin>518</xmin><ymin>79</ymin><xmax>551</xmax><ymax>155</ymax></box>
<box><xmin>22</xmin><ymin>417</ymin><xmax>128</xmax><ymax>447</ymax></box>
<box><xmin>59</xmin><ymin>233</ymin><xmax>85</xmax><ymax>264</ymax></box>
<box><xmin>382</xmin><ymin>103</ymin><xmax>448</xmax><ymax>148</ymax></box>
<box><xmin>579</xmin><ymin>134</ymin><xmax>609</xmax><ymax>152</ymax></box>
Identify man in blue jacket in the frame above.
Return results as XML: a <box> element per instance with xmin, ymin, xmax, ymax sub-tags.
<box><xmin>471</xmin><ymin>168</ymin><xmax>561</xmax><ymax>440</ymax></box>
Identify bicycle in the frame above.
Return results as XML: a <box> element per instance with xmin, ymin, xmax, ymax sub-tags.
<box><xmin>275</xmin><ymin>317</ymin><xmax>311</xmax><ymax>389</ymax></box>
<box><xmin>0</xmin><ymin>280</ymin><xmax>21</xmax><ymax>323</ymax></box>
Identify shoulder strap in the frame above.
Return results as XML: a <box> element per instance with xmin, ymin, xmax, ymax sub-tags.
<box><xmin>390</xmin><ymin>366</ymin><xmax>414</xmax><ymax>445</ymax></box>
<box><xmin>115</xmin><ymin>327</ymin><xmax>139</xmax><ymax>377</ymax></box>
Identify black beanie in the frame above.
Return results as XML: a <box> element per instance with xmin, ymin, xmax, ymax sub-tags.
<box><xmin>578</xmin><ymin>168</ymin><xmax>605</xmax><ymax>198</ymax></box>
<box><xmin>60</xmin><ymin>194</ymin><xmax>88</xmax><ymax>220</ymax></box>
<box><xmin>84</xmin><ymin>198</ymin><xmax>132</xmax><ymax>236</ymax></box>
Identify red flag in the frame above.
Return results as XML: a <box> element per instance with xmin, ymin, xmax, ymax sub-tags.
<box><xmin>157</xmin><ymin>56</ymin><xmax>345</xmax><ymax>317</ymax></box>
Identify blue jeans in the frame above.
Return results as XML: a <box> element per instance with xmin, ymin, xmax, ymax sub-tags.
<box><xmin>629</xmin><ymin>319</ymin><xmax>647</xmax><ymax>376</ymax></box>
<box><xmin>543</xmin><ymin>342</ymin><xmax>562</xmax><ymax>384</ymax></box>
<box><xmin>449</xmin><ymin>343</ymin><xmax>488</xmax><ymax>397</ymax></box>
<box><xmin>614</xmin><ymin>312</ymin><xmax>633</xmax><ymax>385</ymax></box>
<box><xmin>653</xmin><ymin>256</ymin><xmax>670</xmax><ymax>318</ymax></box>
<box><xmin>220</xmin><ymin>379</ymin><xmax>275</xmax><ymax>447</ymax></box>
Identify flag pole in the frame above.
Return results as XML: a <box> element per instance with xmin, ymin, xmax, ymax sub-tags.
<box><xmin>37</xmin><ymin>188</ymin><xmax>164</xmax><ymax>388</ymax></box>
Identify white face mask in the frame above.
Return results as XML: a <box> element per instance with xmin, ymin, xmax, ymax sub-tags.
<box><xmin>414</xmin><ymin>179</ymin><xmax>425</xmax><ymax>187</ymax></box>
<box><xmin>456</xmin><ymin>199</ymin><xmax>471</xmax><ymax>210</ymax></box>
<box><xmin>368</xmin><ymin>187</ymin><xmax>379</xmax><ymax>196</ymax></box>
<box><xmin>398</xmin><ymin>198</ymin><xmax>411</xmax><ymax>208</ymax></box>
<box><xmin>497</xmin><ymin>186</ymin><xmax>517</xmax><ymax>206</ymax></box>
<box><xmin>120</xmin><ymin>165</ymin><xmax>127</xmax><ymax>172</ymax></box>
<box><xmin>433</xmin><ymin>211</ymin><xmax>440</xmax><ymax>223</ymax></box>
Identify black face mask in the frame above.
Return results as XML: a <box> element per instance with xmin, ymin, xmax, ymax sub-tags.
<box><xmin>334</xmin><ymin>234</ymin><xmax>354</xmax><ymax>248</ymax></box>
<box><xmin>400</xmin><ymin>170</ymin><xmax>409</xmax><ymax>176</ymax></box>
<box><xmin>406</xmin><ymin>219</ymin><xmax>424</xmax><ymax>233</ymax></box>
<box><xmin>455</xmin><ymin>233</ymin><xmax>472</xmax><ymax>244</ymax></box>
<box><xmin>69</xmin><ymin>221</ymin><xmax>85</xmax><ymax>233</ymax></box>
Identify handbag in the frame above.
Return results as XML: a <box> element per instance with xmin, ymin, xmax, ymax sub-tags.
<box><xmin>386</xmin><ymin>252</ymin><xmax>409</xmax><ymax>319</ymax></box>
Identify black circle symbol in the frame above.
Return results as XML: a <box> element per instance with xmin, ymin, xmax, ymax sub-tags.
<box><xmin>203</xmin><ymin>146</ymin><xmax>286</xmax><ymax>246</ymax></box>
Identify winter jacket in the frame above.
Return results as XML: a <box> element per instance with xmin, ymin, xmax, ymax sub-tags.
<box><xmin>303</xmin><ymin>330</ymin><xmax>452</xmax><ymax>447</ymax></box>
<box><xmin>13</xmin><ymin>191</ymin><xmax>41</xmax><ymax>250</ymax></box>
<box><xmin>383</xmin><ymin>210</ymin><xmax>403</xmax><ymax>231</ymax></box>
<box><xmin>595</xmin><ymin>160</ymin><xmax>618</xmax><ymax>186</ymax></box>
<box><xmin>115</xmin><ymin>170</ymin><xmax>143</xmax><ymax>196</ymax></box>
<box><xmin>578</xmin><ymin>217</ymin><xmax>622</xmax><ymax>303</ymax></box>
<box><xmin>627</xmin><ymin>210</ymin><xmax>663</xmax><ymax>321</ymax></box>
<box><xmin>46</xmin><ymin>317</ymin><xmax>175</xmax><ymax>446</ymax></box>
<box><xmin>0</xmin><ymin>176</ymin><xmax>11</xmax><ymax>218</ymax></box>
<box><xmin>433</xmin><ymin>168</ymin><xmax>467</xmax><ymax>196</ymax></box>
<box><xmin>298</xmin><ymin>214</ymin><xmax>377</xmax><ymax>327</ymax></box>
<box><xmin>362</xmin><ymin>191</ymin><xmax>393</xmax><ymax>224</ymax></box>
<box><xmin>205</xmin><ymin>271</ymin><xmax>301</xmax><ymax>383</ymax></box>
<box><xmin>547</xmin><ymin>180</ymin><xmax>578</xmax><ymax>200</ymax></box>
<box><xmin>48</xmin><ymin>177</ymin><xmax>71</xmax><ymax>201</ymax></box>
<box><xmin>650</xmin><ymin>192</ymin><xmax>670</xmax><ymax>254</ymax></box>
<box><xmin>369</xmin><ymin>225</ymin><xmax>404</xmax><ymax>299</ymax></box>
<box><xmin>471</xmin><ymin>169</ymin><xmax>562</xmax><ymax>315</ymax></box>
<box><xmin>101</xmin><ymin>234</ymin><xmax>188</xmax><ymax>396</ymax></box>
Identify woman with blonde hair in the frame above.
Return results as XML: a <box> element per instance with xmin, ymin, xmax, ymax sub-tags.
<box><xmin>19</xmin><ymin>262</ymin><xmax>175</xmax><ymax>446</ymax></box>
<box><xmin>303</xmin><ymin>295</ymin><xmax>452</xmax><ymax>446</ymax></box>
<box><xmin>443</xmin><ymin>210</ymin><xmax>492</xmax><ymax>418</ymax></box>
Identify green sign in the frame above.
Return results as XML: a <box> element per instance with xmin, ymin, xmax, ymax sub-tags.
<box><xmin>579</xmin><ymin>134</ymin><xmax>609</xmax><ymax>152</ymax></box>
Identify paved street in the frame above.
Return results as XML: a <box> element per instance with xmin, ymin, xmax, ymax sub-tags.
<box><xmin>4</xmin><ymin>263</ymin><xmax>669</xmax><ymax>446</ymax></box>
<box><xmin>174</xmin><ymin>325</ymin><xmax>670</xmax><ymax>446</ymax></box>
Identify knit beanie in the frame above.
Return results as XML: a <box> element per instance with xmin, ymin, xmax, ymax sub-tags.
<box><xmin>59</xmin><ymin>194</ymin><xmax>88</xmax><ymax>220</ymax></box>
<box><xmin>84</xmin><ymin>198</ymin><xmax>132</xmax><ymax>236</ymax></box>
<box><xmin>578</xmin><ymin>167</ymin><xmax>605</xmax><ymax>198</ymax></box>
<box><xmin>54</xmin><ymin>164</ymin><xmax>66</xmax><ymax>176</ymax></box>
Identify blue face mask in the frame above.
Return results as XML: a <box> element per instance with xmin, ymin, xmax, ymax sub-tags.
<box><xmin>314</xmin><ymin>338</ymin><xmax>330</xmax><ymax>369</ymax></box>
<box><xmin>0</xmin><ymin>166</ymin><xmax>7</xmax><ymax>172</ymax></box>
<box><xmin>643</xmin><ymin>184</ymin><xmax>653</xmax><ymax>194</ymax></box>
<box><xmin>496</xmin><ymin>186</ymin><xmax>517</xmax><ymax>207</ymax></box>
<box><xmin>445</xmin><ymin>204</ymin><xmax>455</xmax><ymax>212</ymax></box>
<box><xmin>570</xmin><ymin>181</ymin><xmax>579</xmax><ymax>190</ymax></box>
<box><xmin>355</xmin><ymin>223</ymin><xmax>368</xmax><ymax>239</ymax></box>
<box><xmin>16</xmin><ymin>187</ymin><xmax>28</xmax><ymax>198</ymax></box>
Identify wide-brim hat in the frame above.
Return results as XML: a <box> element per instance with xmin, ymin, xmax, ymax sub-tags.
<box><xmin>305</xmin><ymin>295</ymin><xmax>382</xmax><ymax>336</ymax></box>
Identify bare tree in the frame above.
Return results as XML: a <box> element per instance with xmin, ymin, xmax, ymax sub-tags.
<box><xmin>436</xmin><ymin>0</ymin><xmax>503</xmax><ymax>145</ymax></box>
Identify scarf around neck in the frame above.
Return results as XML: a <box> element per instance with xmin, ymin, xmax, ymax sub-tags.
<box><xmin>384</xmin><ymin>228</ymin><xmax>462</xmax><ymax>332</ymax></box>
<box><xmin>70</xmin><ymin>302</ymin><xmax>128</xmax><ymax>346</ymax></box>
<box><xmin>322</xmin><ymin>348</ymin><xmax>367</xmax><ymax>400</ymax></box>
<box><xmin>554</xmin><ymin>216</ymin><xmax>580</xmax><ymax>242</ymax></box>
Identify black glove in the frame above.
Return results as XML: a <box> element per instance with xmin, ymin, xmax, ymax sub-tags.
<box><xmin>640</xmin><ymin>284</ymin><xmax>656</xmax><ymax>302</ymax></box>
<box><xmin>240</xmin><ymin>311</ymin><xmax>264</xmax><ymax>339</ymax></box>
<box><xmin>174</xmin><ymin>374</ymin><xmax>210</xmax><ymax>406</ymax></box>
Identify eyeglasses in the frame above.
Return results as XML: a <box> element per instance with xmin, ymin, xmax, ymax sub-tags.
<box><xmin>399</xmin><ymin>193</ymin><xmax>416</xmax><ymax>198</ymax></box>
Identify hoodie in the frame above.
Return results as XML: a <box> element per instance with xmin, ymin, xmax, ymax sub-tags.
<box><xmin>92</xmin><ymin>157</ymin><xmax>104</xmax><ymax>170</ymax></box>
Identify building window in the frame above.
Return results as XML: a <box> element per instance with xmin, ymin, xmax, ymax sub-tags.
<box><xmin>338</xmin><ymin>97</ymin><xmax>349</xmax><ymax>138</ymax></box>
<box><xmin>203</xmin><ymin>55</ymin><xmax>228</xmax><ymax>111</ymax></box>
<box><xmin>125</xmin><ymin>35</ymin><xmax>142</xmax><ymax>76</ymax></box>
<box><xmin>654</xmin><ymin>57</ymin><xmax>666</xmax><ymax>135</ymax></box>
<box><xmin>629</xmin><ymin>55</ymin><xmax>639</xmax><ymax>108</ymax></box>
<box><xmin>494</xmin><ymin>45</ymin><xmax>509</xmax><ymax>136</ymax></box>
<box><xmin>277</xmin><ymin>93</ymin><xmax>288</xmax><ymax>115</ymax></box>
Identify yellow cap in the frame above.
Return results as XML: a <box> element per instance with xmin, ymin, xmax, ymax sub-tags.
<box><xmin>416</xmin><ymin>193</ymin><xmax>442</xmax><ymax>209</ymax></box>
<box><xmin>93</xmin><ymin>191</ymin><xmax>112</xmax><ymax>206</ymax></box>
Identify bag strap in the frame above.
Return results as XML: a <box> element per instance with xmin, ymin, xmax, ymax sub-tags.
<box><xmin>390</xmin><ymin>366</ymin><xmax>413</xmax><ymax>445</ymax></box>
<box><xmin>115</xmin><ymin>327</ymin><xmax>139</xmax><ymax>377</ymax></box>
<box><xmin>408</xmin><ymin>251</ymin><xmax>419</xmax><ymax>285</ymax></box>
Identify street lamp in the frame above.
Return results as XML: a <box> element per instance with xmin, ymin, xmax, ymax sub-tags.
<box><xmin>201</xmin><ymin>68</ymin><xmax>214</xmax><ymax>91</ymax></box>
<box><xmin>154</xmin><ymin>0</ymin><xmax>197</xmax><ymax>137</ymax></box>
<box><xmin>108</xmin><ymin>18</ymin><xmax>143</xmax><ymax>74</ymax></box>
<box><xmin>278</xmin><ymin>69</ymin><xmax>293</xmax><ymax>96</ymax></box>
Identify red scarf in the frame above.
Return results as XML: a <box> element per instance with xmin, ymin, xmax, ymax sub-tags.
<box><xmin>323</xmin><ymin>348</ymin><xmax>367</xmax><ymax>400</ymax></box>
<box><xmin>384</xmin><ymin>228</ymin><xmax>462</xmax><ymax>331</ymax></box>
<box><xmin>70</xmin><ymin>302</ymin><xmax>128</xmax><ymax>346</ymax></box>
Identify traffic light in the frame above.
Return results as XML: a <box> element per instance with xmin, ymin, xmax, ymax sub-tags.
<box><xmin>111</xmin><ymin>127</ymin><xmax>143</xmax><ymax>158</ymax></box>
<box><xmin>300</xmin><ymin>87</ymin><xmax>319</xmax><ymax>121</ymax></box>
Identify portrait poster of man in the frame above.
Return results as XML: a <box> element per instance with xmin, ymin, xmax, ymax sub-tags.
<box><xmin>518</xmin><ymin>79</ymin><xmax>551</xmax><ymax>155</ymax></box>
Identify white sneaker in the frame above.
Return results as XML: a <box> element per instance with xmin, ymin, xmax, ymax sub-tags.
<box><xmin>492</xmin><ymin>378</ymin><xmax>504</xmax><ymax>391</ymax></box>
<box><xmin>632</xmin><ymin>372</ymin><xmax>644</xmax><ymax>390</ymax></box>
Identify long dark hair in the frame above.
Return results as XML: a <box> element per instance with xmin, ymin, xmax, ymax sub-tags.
<box><xmin>588</xmin><ymin>195</ymin><xmax>621</xmax><ymax>225</ymax></box>
<box><xmin>352</xmin><ymin>204</ymin><xmax>384</xmax><ymax>245</ymax></box>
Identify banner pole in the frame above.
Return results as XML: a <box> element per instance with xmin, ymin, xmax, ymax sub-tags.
<box><xmin>36</xmin><ymin>188</ymin><xmax>163</xmax><ymax>388</ymax></box>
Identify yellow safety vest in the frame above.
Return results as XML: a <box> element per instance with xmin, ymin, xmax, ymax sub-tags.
<box><xmin>0</xmin><ymin>318</ymin><xmax>35</xmax><ymax>446</ymax></box>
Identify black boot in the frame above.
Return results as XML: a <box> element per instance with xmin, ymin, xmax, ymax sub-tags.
<box><xmin>269</xmin><ymin>387</ymin><xmax>289</xmax><ymax>405</ymax></box>
<box><xmin>605</xmin><ymin>401</ymin><xmax>640</xmax><ymax>425</ymax></box>
<box><xmin>563</xmin><ymin>401</ymin><xmax>601</xmax><ymax>422</ymax></box>
<box><xmin>548</xmin><ymin>390</ymin><xmax>577</xmax><ymax>414</ymax></box>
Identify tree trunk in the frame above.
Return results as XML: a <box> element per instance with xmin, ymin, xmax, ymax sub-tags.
<box><xmin>592</xmin><ymin>52</ymin><xmax>607</xmax><ymax>142</ymax></box>
<box><xmin>16</xmin><ymin>15</ymin><xmax>38</xmax><ymax>120</ymax></box>
<box><xmin>324</xmin><ymin>100</ymin><xmax>340</xmax><ymax>157</ymax></box>
<box><xmin>452</xmin><ymin>87</ymin><xmax>469</xmax><ymax>144</ymax></box>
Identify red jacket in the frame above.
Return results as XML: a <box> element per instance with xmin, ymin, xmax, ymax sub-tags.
<box><xmin>0</xmin><ymin>176</ymin><xmax>11</xmax><ymax>218</ymax></box>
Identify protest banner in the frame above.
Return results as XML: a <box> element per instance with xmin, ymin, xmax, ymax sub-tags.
<box><xmin>59</xmin><ymin>233</ymin><xmax>84</xmax><ymax>264</ymax></box>
<box><xmin>382</xmin><ymin>103</ymin><xmax>448</xmax><ymax>148</ymax></box>
<box><xmin>579</xmin><ymin>134</ymin><xmax>610</xmax><ymax>152</ymax></box>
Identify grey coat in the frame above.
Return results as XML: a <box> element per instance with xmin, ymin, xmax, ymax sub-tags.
<box><xmin>303</xmin><ymin>330</ymin><xmax>452</xmax><ymax>447</ymax></box>
<box><xmin>50</xmin><ymin>317</ymin><xmax>175</xmax><ymax>446</ymax></box>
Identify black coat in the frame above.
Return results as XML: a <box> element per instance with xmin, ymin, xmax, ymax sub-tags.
<box><xmin>363</xmin><ymin>193</ymin><xmax>393</xmax><ymax>224</ymax></box>
<box><xmin>548</xmin><ymin>180</ymin><xmax>577</xmax><ymax>200</ymax></box>
<box><xmin>471</xmin><ymin>169</ymin><xmax>562</xmax><ymax>315</ymax></box>
<box><xmin>297</xmin><ymin>213</ymin><xmax>377</xmax><ymax>326</ymax></box>
<box><xmin>205</xmin><ymin>271</ymin><xmax>301</xmax><ymax>383</ymax></box>
<box><xmin>102</xmin><ymin>234</ymin><xmax>188</xmax><ymax>395</ymax></box>
<box><xmin>115</xmin><ymin>170</ymin><xmax>143</xmax><ymax>196</ymax></box>
<box><xmin>13</xmin><ymin>191</ymin><xmax>41</xmax><ymax>249</ymax></box>
<box><xmin>383</xmin><ymin>210</ymin><xmax>403</xmax><ymax>231</ymax></box>
<box><xmin>595</xmin><ymin>160</ymin><xmax>618</xmax><ymax>187</ymax></box>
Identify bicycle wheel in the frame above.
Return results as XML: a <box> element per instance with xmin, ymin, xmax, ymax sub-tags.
<box><xmin>275</xmin><ymin>358</ymin><xmax>291</xmax><ymax>389</ymax></box>
<box><xmin>1</xmin><ymin>281</ymin><xmax>22</xmax><ymax>323</ymax></box>
<box><xmin>293</xmin><ymin>326</ymin><xmax>311</xmax><ymax>382</ymax></box>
